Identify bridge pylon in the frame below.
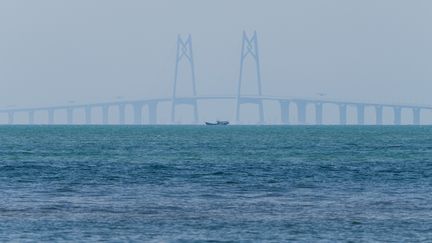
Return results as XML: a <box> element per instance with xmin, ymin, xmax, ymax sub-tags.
<box><xmin>235</xmin><ymin>31</ymin><xmax>264</xmax><ymax>124</ymax></box>
<box><xmin>171</xmin><ymin>34</ymin><xmax>198</xmax><ymax>124</ymax></box>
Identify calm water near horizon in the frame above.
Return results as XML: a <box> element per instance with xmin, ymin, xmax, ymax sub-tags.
<box><xmin>1</xmin><ymin>125</ymin><xmax>431</xmax><ymax>242</ymax></box>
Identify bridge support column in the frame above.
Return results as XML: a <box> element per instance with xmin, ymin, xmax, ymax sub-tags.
<box><xmin>171</xmin><ymin>102</ymin><xmax>176</xmax><ymax>124</ymax></box>
<box><xmin>102</xmin><ymin>105</ymin><xmax>109</xmax><ymax>125</ymax></box>
<box><xmin>171</xmin><ymin>100</ymin><xmax>199</xmax><ymax>124</ymax></box>
<box><xmin>236</xmin><ymin>100</ymin><xmax>263</xmax><ymax>124</ymax></box>
<box><xmin>394</xmin><ymin>107</ymin><xmax>402</xmax><ymax>125</ymax></box>
<box><xmin>48</xmin><ymin>109</ymin><xmax>54</xmax><ymax>124</ymax></box>
<box><xmin>85</xmin><ymin>106</ymin><xmax>92</xmax><ymax>125</ymax></box>
<box><xmin>28</xmin><ymin>111</ymin><xmax>35</xmax><ymax>125</ymax></box>
<box><xmin>375</xmin><ymin>105</ymin><xmax>383</xmax><ymax>125</ymax></box>
<box><xmin>315</xmin><ymin>103</ymin><xmax>323</xmax><ymax>125</ymax></box>
<box><xmin>279</xmin><ymin>101</ymin><xmax>290</xmax><ymax>124</ymax></box>
<box><xmin>357</xmin><ymin>104</ymin><xmax>365</xmax><ymax>125</ymax></box>
<box><xmin>258</xmin><ymin>102</ymin><xmax>264</xmax><ymax>125</ymax></box>
<box><xmin>119</xmin><ymin>104</ymin><xmax>126</xmax><ymax>125</ymax></box>
<box><xmin>413</xmin><ymin>108</ymin><xmax>420</xmax><ymax>125</ymax></box>
<box><xmin>8</xmin><ymin>112</ymin><xmax>14</xmax><ymax>125</ymax></box>
<box><xmin>339</xmin><ymin>104</ymin><xmax>347</xmax><ymax>125</ymax></box>
<box><xmin>193</xmin><ymin>102</ymin><xmax>199</xmax><ymax>124</ymax></box>
<box><xmin>148</xmin><ymin>102</ymin><xmax>158</xmax><ymax>124</ymax></box>
<box><xmin>67</xmin><ymin>108</ymin><xmax>73</xmax><ymax>125</ymax></box>
<box><xmin>296</xmin><ymin>101</ymin><xmax>306</xmax><ymax>125</ymax></box>
<box><xmin>133</xmin><ymin>103</ymin><xmax>143</xmax><ymax>125</ymax></box>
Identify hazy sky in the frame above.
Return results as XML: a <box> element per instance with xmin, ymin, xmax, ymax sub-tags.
<box><xmin>0</xmin><ymin>0</ymin><xmax>431</xmax><ymax>109</ymax></box>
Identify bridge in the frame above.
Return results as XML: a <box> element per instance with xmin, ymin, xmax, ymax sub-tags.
<box><xmin>1</xmin><ymin>32</ymin><xmax>430</xmax><ymax>125</ymax></box>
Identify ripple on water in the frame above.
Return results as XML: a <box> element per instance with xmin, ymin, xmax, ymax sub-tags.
<box><xmin>1</xmin><ymin>126</ymin><xmax>432</xmax><ymax>241</ymax></box>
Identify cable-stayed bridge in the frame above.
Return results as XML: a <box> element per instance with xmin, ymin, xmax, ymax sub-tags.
<box><xmin>1</xmin><ymin>32</ymin><xmax>430</xmax><ymax>125</ymax></box>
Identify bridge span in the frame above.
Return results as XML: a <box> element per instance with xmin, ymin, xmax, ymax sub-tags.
<box><xmin>1</xmin><ymin>32</ymin><xmax>430</xmax><ymax>125</ymax></box>
<box><xmin>1</xmin><ymin>95</ymin><xmax>431</xmax><ymax>125</ymax></box>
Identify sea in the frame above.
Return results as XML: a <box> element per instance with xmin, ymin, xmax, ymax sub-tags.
<box><xmin>0</xmin><ymin>125</ymin><xmax>431</xmax><ymax>242</ymax></box>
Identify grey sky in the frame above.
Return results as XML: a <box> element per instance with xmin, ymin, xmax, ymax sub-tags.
<box><xmin>0</xmin><ymin>0</ymin><xmax>431</xmax><ymax>110</ymax></box>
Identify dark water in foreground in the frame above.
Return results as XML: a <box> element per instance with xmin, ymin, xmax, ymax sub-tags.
<box><xmin>1</xmin><ymin>126</ymin><xmax>432</xmax><ymax>242</ymax></box>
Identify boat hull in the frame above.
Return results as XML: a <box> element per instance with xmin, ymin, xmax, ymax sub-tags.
<box><xmin>205</xmin><ymin>121</ymin><xmax>229</xmax><ymax>126</ymax></box>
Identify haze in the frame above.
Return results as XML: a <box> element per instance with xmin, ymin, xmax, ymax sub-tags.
<box><xmin>0</xmin><ymin>0</ymin><xmax>431</xmax><ymax>123</ymax></box>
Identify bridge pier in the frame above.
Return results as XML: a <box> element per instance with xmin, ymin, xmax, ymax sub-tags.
<box><xmin>48</xmin><ymin>109</ymin><xmax>55</xmax><ymax>124</ymax></box>
<box><xmin>102</xmin><ymin>105</ymin><xmax>109</xmax><ymax>125</ymax></box>
<box><xmin>133</xmin><ymin>103</ymin><xmax>143</xmax><ymax>125</ymax></box>
<box><xmin>171</xmin><ymin>102</ymin><xmax>177</xmax><ymax>124</ymax></box>
<box><xmin>357</xmin><ymin>104</ymin><xmax>365</xmax><ymax>125</ymax></box>
<box><xmin>413</xmin><ymin>108</ymin><xmax>420</xmax><ymax>125</ymax></box>
<box><xmin>394</xmin><ymin>107</ymin><xmax>402</xmax><ymax>125</ymax></box>
<box><xmin>118</xmin><ymin>104</ymin><xmax>126</xmax><ymax>125</ymax></box>
<box><xmin>148</xmin><ymin>102</ymin><xmax>158</xmax><ymax>124</ymax></box>
<box><xmin>375</xmin><ymin>105</ymin><xmax>383</xmax><ymax>125</ymax></box>
<box><xmin>85</xmin><ymin>106</ymin><xmax>92</xmax><ymax>125</ymax></box>
<box><xmin>171</xmin><ymin>35</ymin><xmax>199</xmax><ymax>125</ymax></box>
<box><xmin>279</xmin><ymin>101</ymin><xmax>290</xmax><ymax>124</ymax></box>
<box><xmin>8</xmin><ymin>111</ymin><xmax>14</xmax><ymax>125</ymax></box>
<box><xmin>339</xmin><ymin>104</ymin><xmax>347</xmax><ymax>125</ymax></box>
<box><xmin>172</xmin><ymin>99</ymin><xmax>199</xmax><ymax>124</ymax></box>
<box><xmin>296</xmin><ymin>101</ymin><xmax>306</xmax><ymax>124</ymax></box>
<box><xmin>193</xmin><ymin>102</ymin><xmax>199</xmax><ymax>124</ymax></box>
<box><xmin>28</xmin><ymin>111</ymin><xmax>35</xmax><ymax>125</ymax></box>
<box><xmin>67</xmin><ymin>108</ymin><xmax>73</xmax><ymax>125</ymax></box>
<box><xmin>315</xmin><ymin>103</ymin><xmax>323</xmax><ymax>125</ymax></box>
<box><xmin>235</xmin><ymin>32</ymin><xmax>264</xmax><ymax>125</ymax></box>
<box><xmin>236</xmin><ymin>100</ymin><xmax>263</xmax><ymax>124</ymax></box>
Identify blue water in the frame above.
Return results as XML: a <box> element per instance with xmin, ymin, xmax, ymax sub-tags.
<box><xmin>1</xmin><ymin>126</ymin><xmax>431</xmax><ymax>242</ymax></box>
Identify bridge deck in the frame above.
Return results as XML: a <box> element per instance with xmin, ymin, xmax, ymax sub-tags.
<box><xmin>1</xmin><ymin>96</ymin><xmax>431</xmax><ymax>113</ymax></box>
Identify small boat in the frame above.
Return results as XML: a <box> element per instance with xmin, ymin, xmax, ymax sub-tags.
<box><xmin>205</xmin><ymin>120</ymin><xmax>229</xmax><ymax>126</ymax></box>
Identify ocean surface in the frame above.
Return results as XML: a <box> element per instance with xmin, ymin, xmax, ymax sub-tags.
<box><xmin>0</xmin><ymin>125</ymin><xmax>431</xmax><ymax>242</ymax></box>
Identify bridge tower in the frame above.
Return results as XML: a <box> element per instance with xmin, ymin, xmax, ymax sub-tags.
<box><xmin>171</xmin><ymin>34</ymin><xmax>198</xmax><ymax>124</ymax></box>
<box><xmin>235</xmin><ymin>31</ymin><xmax>264</xmax><ymax>124</ymax></box>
